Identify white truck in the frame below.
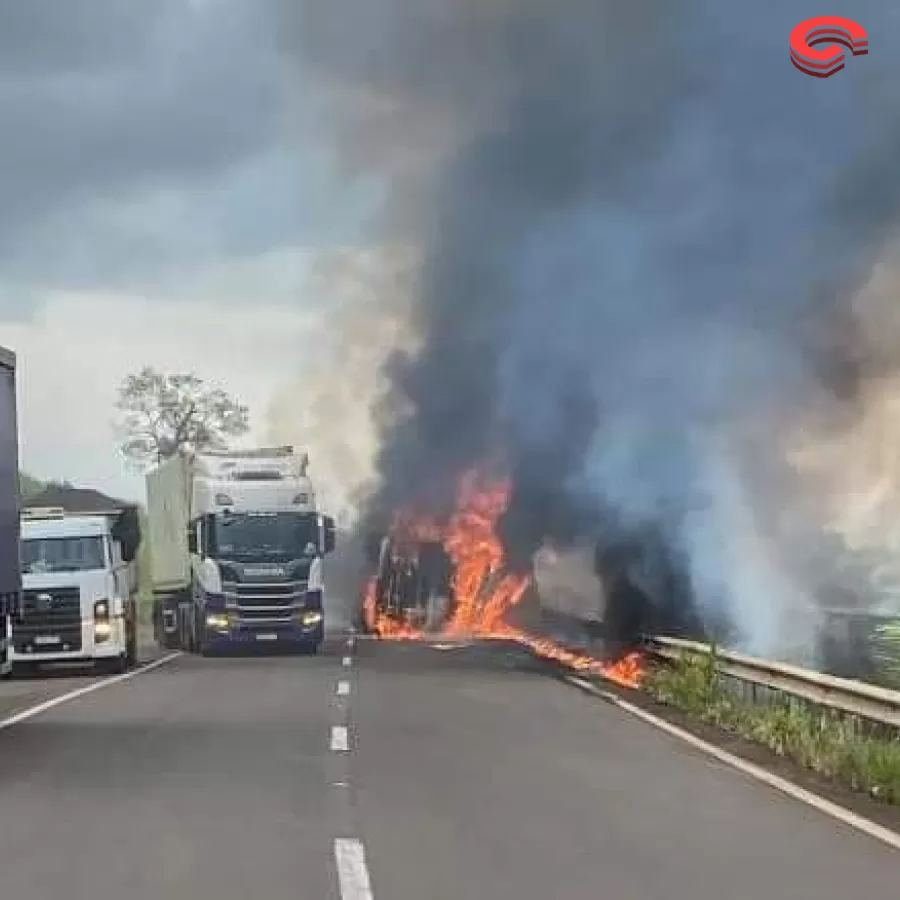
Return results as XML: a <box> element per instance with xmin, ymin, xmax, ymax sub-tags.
<box><xmin>15</xmin><ymin>505</ymin><xmax>141</xmax><ymax>673</ymax></box>
<box><xmin>146</xmin><ymin>446</ymin><xmax>336</xmax><ymax>655</ymax></box>
<box><xmin>0</xmin><ymin>345</ymin><xmax>19</xmax><ymax>676</ymax></box>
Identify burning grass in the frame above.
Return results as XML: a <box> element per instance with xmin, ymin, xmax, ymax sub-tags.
<box><xmin>363</xmin><ymin>468</ymin><xmax>645</xmax><ymax>689</ymax></box>
<box><xmin>646</xmin><ymin>649</ymin><xmax>900</xmax><ymax>805</ymax></box>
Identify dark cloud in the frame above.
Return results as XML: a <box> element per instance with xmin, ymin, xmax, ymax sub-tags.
<box><xmin>0</xmin><ymin>1</ymin><xmax>179</xmax><ymax>75</ymax></box>
<box><xmin>275</xmin><ymin>0</ymin><xmax>900</xmax><ymax>654</ymax></box>
<box><xmin>0</xmin><ymin>2</ymin><xmax>277</xmax><ymax>266</ymax></box>
<box><xmin>0</xmin><ymin>1</ymin><xmax>374</xmax><ymax>317</ymax></box>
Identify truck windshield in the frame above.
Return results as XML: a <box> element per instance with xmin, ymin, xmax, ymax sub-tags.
<box><xmin>214</xmin><ymin>513</ymin><xmax>317</xmax><ymax>559</ymax></box>
<box><xmin>22</xmin><ymin>536</ymin><xmax>106</xmax><ymax>574</ymax></box>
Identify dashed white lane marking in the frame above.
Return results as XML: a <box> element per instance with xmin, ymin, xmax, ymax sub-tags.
<box><xmin>565</xmin><ymin>675</ymin><xmax>900</xmax><ymax>853</ymax></box>
<box><xmin>342</xmin><ymin>656</ymin><xmax>352</xmax><ymax>667</ymax></box>
<box><xmin>337</xmin><ymin>680</ymin><xmax>351</xmax><ymax>696</ymax></box>
<box><xmin>346</xmin><ymin>637</ymin><xmax>355</xmax><ymax>648</ymax></box>
<box><xmin>0</xmin><ymin>652</ymin><xmax>182</xmax><ymax>733</ymax></box>
<box><xmin>331</xmin><ymin>725</ymin><xmax>350</xmax><ymax>752</ymax></box>
<box><xmin>334</xmin><ymin>838</ymin><xmax>374</xmax><ymax>900</ymax></box>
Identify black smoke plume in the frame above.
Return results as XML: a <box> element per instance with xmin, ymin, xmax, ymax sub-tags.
<box><xmin>277</xmin><ymin>1</ymin><xmax>900</xmax><ymax>656</ymax></box>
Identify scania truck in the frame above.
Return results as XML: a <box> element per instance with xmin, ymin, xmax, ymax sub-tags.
<box><xmin>0</xmin><ymin>346</ymin><xmax>19</xmax><ymax>676</ymax></box>
<box><xmin>15</xmin><ymin>504</ymin><xmax>141</xmax><ymax>673</ymax></box>
<box><xmin>147</xmin><ymin>446</ymin><xmax>336</xmax><ymax>654</ymax></box>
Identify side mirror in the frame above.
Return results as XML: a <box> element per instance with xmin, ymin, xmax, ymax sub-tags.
<box><xmin>111</xmin><ymin>506</ymin><xmax>141</xmax><ymax>562</ymax></box>
<box><xmin>321</xmin><ymin>515</ymin><xmax>336</xmax><ymax>555</ymax></box>
<box><xmin>187</xmin><ymin>528</ymin><xmax>198</xmax><ymax>555</ymax></box>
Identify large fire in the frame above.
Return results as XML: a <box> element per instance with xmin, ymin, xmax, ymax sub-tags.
<box><xmin>362</xmin><ymin>470</ymin><xmax>645</xmax><ymax>688</ymax></box>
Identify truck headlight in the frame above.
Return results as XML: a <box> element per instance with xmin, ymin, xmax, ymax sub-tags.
<box><xmin>205</xmin><ymin>613</ymin><xmax>229</xmax><ymax>631</ymax></box>
<box><xmin>94</xmin><ymin>621</ymin><xmax>112</xmax><ymax>640</ymax></box>
<box><xmin>94</xmin><ymin>600</ymin><xmax>109</xmax><ymax>620</ymax></box>
<box><xmin>300</xmin><ymin>611</ymin><xmax>323</xmax><ymax>626</ymax></box>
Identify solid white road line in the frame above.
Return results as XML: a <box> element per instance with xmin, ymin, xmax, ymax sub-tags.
<box><xmin>334</xmin><ymin>838</ymin><xmax>374</xmax><ymax>900</ymax></box>
<box><xmin>337</xmin><ymin>680</ymin><xmax>351</xmax><ymax>696</ymax></box>
<box><xmin>331</xmin><ymin>725</ymin><xmax>350</xmax><ymax>752</ymax></box>
<box><xmin>342</xmin><ymin>656</ymin><xmax>352</xmax><ymax>667</ymax></box>
<box><xmin>0</xmin><ymin>652</ymin><xmax>182</xmax><ymax>733</ymax></box>
<box><xmin>565</xmin><ymin>675</ymin><xmax>900</xmax><ymax>853</ymax></box>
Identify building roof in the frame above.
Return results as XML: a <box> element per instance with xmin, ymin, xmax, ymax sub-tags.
<box><xmin>25</xmin><ymin>484</ymin><xmax>135</xmax><ymax>513</ymax></box>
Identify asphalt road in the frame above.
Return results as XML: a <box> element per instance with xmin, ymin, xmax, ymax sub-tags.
<box><xmin>0</xmin><ymin>630</ymin><xmax>896</xmax><ymax>899</ymax></box>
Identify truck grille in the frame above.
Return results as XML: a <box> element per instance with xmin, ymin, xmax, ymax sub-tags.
<box><xmin>237</xmin><ymin>607</ymin><xmax>294</xmax><ymax>624</ymax></box>
<box><xmin>222</xmin><ymin>580</ymin><xmax>308</xmax><ymax>627</ymax></box>
<box><xmin>15</xmin><ymin>587</ymin><xmax>83</xmax><ymax>652</ymax></box>
<box><xmin>19</xmin><ymin>587</ymin><xmax>81</xmax><ymax>630</ymax></box>
<box><xmin>14</xmin><ymin>625</ymin><xmax>82</xmax><ymax>654</ymax></box>
<box><xmin>224</xmin><ymin>581</ymin><xmax>304</xmax><ymax>601</ymax></box>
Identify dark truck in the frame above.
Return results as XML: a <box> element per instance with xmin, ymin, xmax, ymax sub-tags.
<box><xmin>0</xmin><ymin>346</ymin><xmax>20</xmax><ymax>675</ymax></box>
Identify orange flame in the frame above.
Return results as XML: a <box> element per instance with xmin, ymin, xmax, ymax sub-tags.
<box><xmin>362</xmin><ymin>469</ymin><xmax>645</xmax><ymax>688</ymax></box>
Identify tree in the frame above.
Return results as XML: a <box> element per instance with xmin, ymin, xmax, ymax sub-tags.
<box><xmin>114</xmin><ymin>367</ymin><xmax>250</xmax><ymax>468</ymax></box>
<box><xmin>19</xmin><ymin>472</ymin><xmax>46</xmax><ymax>501</ymax></box>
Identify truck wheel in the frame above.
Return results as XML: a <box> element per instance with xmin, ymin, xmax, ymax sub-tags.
<box><xmin>126</xmin><ymin>624</ymin><xmax>138</xmax><ymax>667</ymax></box>
<box><xmin>192</xmin><ymin>611</ymin><xmax>205</xmax><ymax>655</ymax></box>
<box><xmin>182</xmin><ymin>612</ymin><xmax>195</xmax><ymax>653</ymax></box>
<box><xmin>98</xmin><ymin>654</ymin><xmax>127</xmax><ymax>676</ymax></box>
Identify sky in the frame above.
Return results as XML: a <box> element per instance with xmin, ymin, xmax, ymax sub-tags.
<box><xmin>0</xmin><ymin>0</ymin><xmax>392</xmax><ymax>503</ymax></box>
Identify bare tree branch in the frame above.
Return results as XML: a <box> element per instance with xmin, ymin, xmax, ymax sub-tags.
<box><xmin>113</xmin><ymin>367</ymin><xmax>250</xmax><ymax>469</ymax></box>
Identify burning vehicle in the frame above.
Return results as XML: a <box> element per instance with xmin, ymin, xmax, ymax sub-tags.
<box><xmin>359</xmin><ymin>470</ymin><xmax>645</xmax><ymax>687</ymax></box>
<box><xmin>366</xmin><ymin>534</ymin><xmax>455</xmax><ymax>632</ymax></box>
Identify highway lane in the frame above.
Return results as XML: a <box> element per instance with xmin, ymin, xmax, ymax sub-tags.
<box><xmin>0</xmin><ymin>624</ymin><xmax>166</xmax><ymax>725</ymax></box>
<box><xmin>0</xmin><ymin>640</ymin><xmax>342</xmax><ymax>900</ymax></box>
<box><xmin>0</xmin><ymin>631</ymin><xmax>896</xmax><ymax>899</ymax></box>
<box><xmin>349</xmin><ymin>639</ymin><xmax>900</xmax><ymax>899</ymax></box>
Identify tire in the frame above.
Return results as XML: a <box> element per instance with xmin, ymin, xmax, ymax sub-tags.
<box><xmin>183</xmin><ymin>610</ymin><xmax>196</xmax><ymax>654</ymax></box>
<box><xmin>97</xmin><ymin>654</ymin><xmax>127</xmax><ymax>676</ymax></box>
<box><xmin>126</xmin><ymin>624</ymin><xmax>138</xmax><ymax>667</ymax></box>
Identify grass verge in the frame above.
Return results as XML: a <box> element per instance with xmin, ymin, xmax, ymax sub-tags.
<box><xmin>645</xmin><ymin>649</ymin><xmax>900</xmax><ymax>805</ymax></box>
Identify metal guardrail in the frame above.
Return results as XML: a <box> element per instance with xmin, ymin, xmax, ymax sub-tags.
<box><xmin>647</xmin><ymin>635</ymin><xmax>900</xmax><ymax>729</ymax></box>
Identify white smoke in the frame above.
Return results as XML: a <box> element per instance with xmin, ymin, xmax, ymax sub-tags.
<box><xmin>265</xmin><ymin>245</ymin><xmax>419</xmax><ymax>524</ymax></box>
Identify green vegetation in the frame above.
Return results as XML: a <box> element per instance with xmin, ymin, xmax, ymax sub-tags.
<box><xmin>19</xmin><ymin>471</ymin><xmax>46</xmax><ymax>501</ymax></box>
<box><xmin>870</xmin><ymin>619</ymin><xmax>900</xmax><ymax>690</ymax></box>
<box><xmin>646</xmin><ymin>649</ymin><xmax>900</xmax><ymax>805</ymax></box>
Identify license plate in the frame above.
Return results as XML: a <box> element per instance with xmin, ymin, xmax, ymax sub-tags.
<box><xmin>34</xmin><ymin>635</ymin><xmax>61</xmax><ymax>646</ymax></box>
<box><xmin>255</xmin><ymin>633</ymin><xmax>277</xmax><ymax>642</ymax></box>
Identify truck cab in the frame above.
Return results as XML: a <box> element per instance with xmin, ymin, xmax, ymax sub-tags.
<box><xmin>15</xmin><ymin>506</ymin><xmax>140</xmax><ymax>673</ymax></box>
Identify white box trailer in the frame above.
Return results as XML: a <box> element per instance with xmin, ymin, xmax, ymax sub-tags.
<box><xmin>146</xmin><ymin>452</ymin><xmax>191</xmax><ymax>594</ymax></box>
<box><xmin>146</xmin><ymin>447</ymin><xmax>336</xmax><ymax>655</ymax></box>
<box><xmin>0</xmin><ymin>346</ymin><xmax>18</xmax><ymax>674</ymax></box>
